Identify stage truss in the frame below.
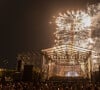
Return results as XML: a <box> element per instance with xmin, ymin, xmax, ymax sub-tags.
<box><xmin>42</xmin><ymin>45</ymin><xmax>93</xmax><ymax>78</ymax></box>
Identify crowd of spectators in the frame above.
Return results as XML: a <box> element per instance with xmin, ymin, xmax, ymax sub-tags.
<box><xmin>0</xmin><ymin>76</ymin><xmax>100</xmax><ymax>90</ymax></box>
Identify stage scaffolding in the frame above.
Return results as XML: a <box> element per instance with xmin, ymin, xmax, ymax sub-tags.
<box><xmin>42</xmin><ymin>45</ymin><xmax>93</xmax><ymax>79</ymax></box>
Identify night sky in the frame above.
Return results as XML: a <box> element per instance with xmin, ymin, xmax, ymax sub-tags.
<box><xmin>0</xmin><ymin>0</ymin><xmax>99</xmax><ymax>68</ymax></box>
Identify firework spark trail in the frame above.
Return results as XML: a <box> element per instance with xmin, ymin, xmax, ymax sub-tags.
<box><xmin>53</xmin><ymin>11</ymin><xmax>92</xmax><ymax>49</ymax></box>
<box><xmin>55</xmin><ymin>11</ymin><xmax>91</xmax><ymax>31</ymax></box>
<box><xmin>51</xmin><ymin>3</ymin><xmax>100</xmax><ymax>51</ymax></box>
<box><xmin>87</xmin><ymin>3</ymin><xmax>100</xmax><ymax>54</ymax></box>
<box><xmin>88</xmin><ymin>3</ymin><xmax>100</xmax><ymax>29</ymax></box>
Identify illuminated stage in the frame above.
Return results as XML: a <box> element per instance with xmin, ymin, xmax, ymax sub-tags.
<box><xmin>42</xmin><ymin>3</ymin><xmax>100</xmax><ymax>79</ymax></box>
<box><xmin>42</xmin><ymin>45</ymin><xmax>92</xmax><ymax>79</ymax></box>
<box><xmin>49</xmin><ymin>64</ymin><xmax>81</xmax><ymax>77</ymax></box>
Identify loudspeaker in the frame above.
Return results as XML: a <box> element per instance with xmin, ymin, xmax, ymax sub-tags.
<box><xmin>17</xmin><ymin>60</ymin><xmax>22</xmax><ymax>72</ymax></box>
<box><xmin>22</xmin><ymin>65</ymin><xmax>33</xmax><ymax>81</ymax></box>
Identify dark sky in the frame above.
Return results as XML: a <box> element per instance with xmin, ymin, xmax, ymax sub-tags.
<box><xmin>0</xmin><ymin>0</ymin><xmax>99</xmax><ymax>68</ymax></box>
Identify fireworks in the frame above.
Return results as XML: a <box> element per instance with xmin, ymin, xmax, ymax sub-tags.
<box><xmin>49</xmin><ymin>3</ymin><xmax>100</xmax><ymax>65</ymax></box>
<box><xmin>55</xmin><ymin>11</ymin><xmax>91</xmax><ymax>31</ymax></box>
<box><xmin>51</xmin><ymin>3</ymin><xmax>100</xmax><ymax>51</ymax></box>
<box><xmin>53</xmin><ymin>11</ymin><xmax>92</xmax><ymax>48</ymax></box>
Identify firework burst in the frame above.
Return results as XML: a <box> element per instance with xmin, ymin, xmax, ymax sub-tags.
<box><xmin>55</xmin><ymin>11</ymin><xmax>91</xmax><ymax>31</ymax></box>
<box><xmin>50</xmin><ymin>3</ymin><xmax>100</xmax><ymax>51</ymax></box>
